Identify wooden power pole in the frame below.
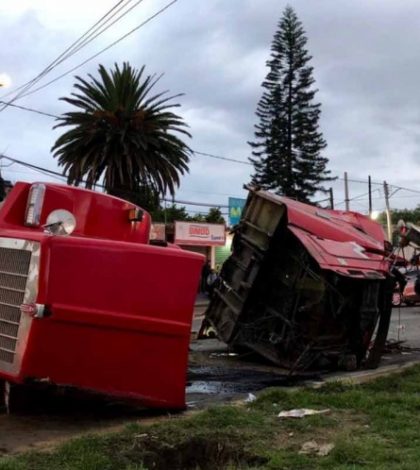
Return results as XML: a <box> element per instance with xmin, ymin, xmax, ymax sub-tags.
<box><xmin>329</xmin><ymin>187</ymin><xmax>334</xmax><ymax>210</ymax></box>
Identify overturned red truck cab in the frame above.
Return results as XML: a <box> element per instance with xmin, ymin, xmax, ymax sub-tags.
<box><xmin>0</xmin><ymin>182</ymin><xmax>203</xmax><ymax>409</ymax></box>
<box><xmin>204</xmin><ymin>187</ymin><xmax>395</xmax><ymax>372</ymax></box>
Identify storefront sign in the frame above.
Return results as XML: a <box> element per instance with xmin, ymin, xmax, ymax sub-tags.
<box><xmin>175</xmin><ymin>221</ymin><xmax>226</xmax><ymax>246</ymax></box>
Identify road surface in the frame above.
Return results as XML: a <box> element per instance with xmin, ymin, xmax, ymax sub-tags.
<box><xmin>389</xmin><ymin>305</ymin><xmax>420</xmax><ymax>348</ymax></box>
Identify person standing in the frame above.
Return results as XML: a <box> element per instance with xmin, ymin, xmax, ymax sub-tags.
<box><xmin>201</xmin><ymin>259</ymin><xmax>211</xmax><ymax>293</ymax></box>
<box><xmin>206</xmin><ymin>268</ymin><xmax>218</xmax><ymax>296</ymax></box>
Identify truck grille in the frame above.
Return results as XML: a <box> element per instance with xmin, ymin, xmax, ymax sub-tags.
<box><xmin>0</xmin><ymin>247</ymin><xmax>31</xmax><ymax>364</ymax></box>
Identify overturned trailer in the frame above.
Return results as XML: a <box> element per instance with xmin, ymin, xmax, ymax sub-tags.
<box><xmin>204</xmin><ymin>187</ymin><xmax>395</xmax><ymax>372</ymax></box>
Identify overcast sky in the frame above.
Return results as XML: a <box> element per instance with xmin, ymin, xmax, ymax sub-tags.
<box><xmin>1</xmin><ymin>0</ymin><xmax>420</xmax><ymax>216</ymax></box>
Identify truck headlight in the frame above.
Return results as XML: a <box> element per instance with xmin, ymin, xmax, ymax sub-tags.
<box><xmin>24</xmin><ymin>183</ymin><xmax>46</xmax><ymax>226</ymax></box>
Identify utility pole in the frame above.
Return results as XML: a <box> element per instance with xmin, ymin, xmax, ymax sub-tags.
<box><xmin>383</xmin><ymin>181</ymin><xmax>392</xmax><ymax>241</ymax></box>
<box><xmin>368</xmin><ymin>175</ymin><xmax>372</xmax><ymax>217</ymax></box>
<box><xmin>329</xmin><ymin>187</ymin><xmax>334</xmax><ymax>210</ymax></box>
<box><xmin>344</xmin><ymin>172</ymin><xmax>350</xmax><ymax>211</ymax></box>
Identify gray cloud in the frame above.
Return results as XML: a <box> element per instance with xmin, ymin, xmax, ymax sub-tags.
<box><xmin>1</xmin><ymin>0</ymin><xmax>420</xmax><ymax>214</ymax></box>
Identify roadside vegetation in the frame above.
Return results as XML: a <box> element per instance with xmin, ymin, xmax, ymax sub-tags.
<box><xmin>2</xmin><ymin>366</ymin><xmax>420</xmax><ymax>469</ymax></box>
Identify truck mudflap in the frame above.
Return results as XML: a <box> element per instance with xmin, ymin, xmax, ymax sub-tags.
<box><xmin>203</xmin><ymin>187</ymin><xmax>395</xmax><ymax>372</ymax></box>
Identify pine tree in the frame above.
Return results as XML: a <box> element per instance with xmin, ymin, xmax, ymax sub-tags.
<box><xmin>249</xmin><ymin>6</ymin><xmax>332</xmax><ymax>202</ymax></box>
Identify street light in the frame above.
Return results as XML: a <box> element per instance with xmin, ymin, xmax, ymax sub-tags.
<box><xmin>0</xmin><ymin>74</ymin><xmax>12</xmax><ymax>88</ymax></box>
<box><xmin>370</xmin><ymin>210</ymin><xmax>380</xmax><ymax>221</ymax></box>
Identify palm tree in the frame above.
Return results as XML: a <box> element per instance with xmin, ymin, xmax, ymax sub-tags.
<box><xmin>51</xmin><ymin>62</ymin><xmax>191</xmax><ymax>208</ymax></box>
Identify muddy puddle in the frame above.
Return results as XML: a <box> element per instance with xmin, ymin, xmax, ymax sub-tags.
<box><xmin>186</xmin><ymin>365</ymin><xmax>319</xmax><ymax>407</ymax></box>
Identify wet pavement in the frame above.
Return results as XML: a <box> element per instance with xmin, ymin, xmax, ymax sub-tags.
<box><xmin>389</xmin><ymin>304</ymin><xmax>420</xmax><ymax>348</ymax></box>
<box><xmin>186</xmin><ymin>306</ymin><xmax>420</xmax><ymax>407</ymax></box>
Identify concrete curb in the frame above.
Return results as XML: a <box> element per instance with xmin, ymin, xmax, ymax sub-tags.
<box><xmin>309</xmin><ymin>359</ymin><xmax>420</xmax><ymax>388</ymax></box>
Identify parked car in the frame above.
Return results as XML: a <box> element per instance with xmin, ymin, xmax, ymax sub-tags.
<box><xmin>392</xmin><ymin>269</ymin><xmax>420</xmax><ymax>307</ymax></box>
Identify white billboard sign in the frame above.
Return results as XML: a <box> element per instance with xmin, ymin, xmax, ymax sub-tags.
<box><xmin>174</xmin><ymin>221</ymin><xmax>226</xmax><ymax>246</ymax></box>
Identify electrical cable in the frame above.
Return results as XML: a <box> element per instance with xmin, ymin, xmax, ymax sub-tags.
<box><xmin>1</xmin><ymin>0</ymin><xmax>130</xmax><ymax>100</ymax></box>
<box><xmin>0</xmin><ymin>153</ymin><xmax>229</xmax><ymax>208</ymax></box>
<box><xmin>3</xmin><ymin>97</ymin><xmax>420</xmax><ymax>203</ymax></box>
<box><xmin>0</xmin><ymin>101</ymin><xmax>60</xmax><ymax>119</ymax></box>
<box><xmin>192</xmin><ymin>150</ymin><xmax>252</xmax><ymax>166</ymax></box>
<box><xmin>3</xmin><ymin>0</ymin><xmax>150</xmax><ymax>107</ymax></box>
<box><xmin>0</xmin><ymin>0</ymin><xmax>137</xmax><ymax>110</ymax></box>
<box><xmin>13</xmin><ymin>0</ymin><xmax>178</xmax><ymax>101</ymax></box>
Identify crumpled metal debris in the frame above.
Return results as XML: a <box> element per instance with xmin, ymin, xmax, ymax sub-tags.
<box><xmin>277</xmin><ymin>408</ymin><xmax>330</xmax><ymax>419</ymax></box>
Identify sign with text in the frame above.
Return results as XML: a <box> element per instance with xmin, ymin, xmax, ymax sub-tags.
<box><xmin>175</xmin><ymin>221</ymin><xmax>226</xmax><ymax>246</ymax></box>
<box><xmin>228</xmin><ymin>197</ymin><xmax>246</xmax><ymax>226</ymax></box>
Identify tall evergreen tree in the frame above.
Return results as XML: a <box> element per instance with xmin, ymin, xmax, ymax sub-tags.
<box><xmin>249</xmin><ymin>6</ymin><xmax>332</xmax><ymax>202</ymax></box>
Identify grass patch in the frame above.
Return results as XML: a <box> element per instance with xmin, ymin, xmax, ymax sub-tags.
<box><xmin>4</xmin><ymin>365</ymin><xmax>420</xmax><ymax>469</ymax></box>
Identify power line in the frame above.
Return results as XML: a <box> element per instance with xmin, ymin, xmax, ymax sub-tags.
<box><xmin>13</xmin><ymin>0</ymin><xmax>178</xmax><ymax>101</ymax></box>
<box><xmin>335</xmin><ymin>189</ymin><xmax>381</xmax><ymax>207</ymax></box>
<box><xmin>0</xmin><ymin>0</ymin><xmax>130</xmax><ymax>100</ymax></box>
<box><xmin>0</xmin><ymin>0</ymin><xmax>138</xmax><ymax>110</ymax></box>
<box><xmin>3</xmin><ymin>97</ymin><xmax>420</xmax><ymax>202</ymax></box>
<box><xmin>0</xmin><ymin>101</ymin><xmax>59</xmax><ymax>119</ymax></box>
<box><xmin>0</xmin><ymin>153</ymin><xmax>230</xmax><ymax>208</ymax></box>
<box><xmin>192</xmin><ymin>150</ymin><xmax>252</xmax><ymax>166</ymax></box>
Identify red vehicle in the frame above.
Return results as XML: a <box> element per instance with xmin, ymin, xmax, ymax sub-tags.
<box><xmin>0</xmin><ymin>182</ymin><xmax>203</xmax><ymax>409</ymax></box>
<box><xmin>393</xmin><ymin>270</ymin><xmax>420</xmax><ymax>307</ymax></box>
<box><xmin>204</xmin><ymin>186</ymin><xmax>395</xmax><ymax>371</ymax></box>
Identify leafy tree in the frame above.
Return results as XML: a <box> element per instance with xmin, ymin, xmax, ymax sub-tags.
<box><xmin>249</xmin><ymin>6</ymin><xmax>333</xmax><ymax>202</ymax></box>
<box><xmin>152</xmin><ymin>204</ymin><xmax>191</xmax><ymax>223</ymax></box>
<box><xmin>152</xmin><ymin>205</ymin><xmax>226</xmax><ymax>224</ymax></box>
<box><xmin>378</xmin><ymin>206</ymin><xmax>420</xmax><ymax>226</ymax></box>
<box><xmin>114</xmin><ymin>185</ymin><xmax>160</xmax><ymax>213</ymax></box>
<box><xmin>51</xmin><ymin>62</ymin><xmax>191</xmax><ymax>210</ymax></box>
<box><xmin>189</xmin><ymin>213</ymin><xmax>206</xmax><ymax>223</ymax></box>
<box><xmin>205</xmin><ymin>207</ymin><xmax>226</xmax><ymax>224</ymax></box>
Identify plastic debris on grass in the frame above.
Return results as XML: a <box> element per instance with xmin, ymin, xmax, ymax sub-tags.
<box><xmin>278</xmin><ymin>408</ymin><xmax>330</xmax><ymax>419</ymax></box>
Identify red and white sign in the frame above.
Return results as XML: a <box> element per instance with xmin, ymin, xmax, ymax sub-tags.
<box><xmin>175</xmin><ymin>221</ymin><xmax>226</xmax><ymax>246</ymax></box>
